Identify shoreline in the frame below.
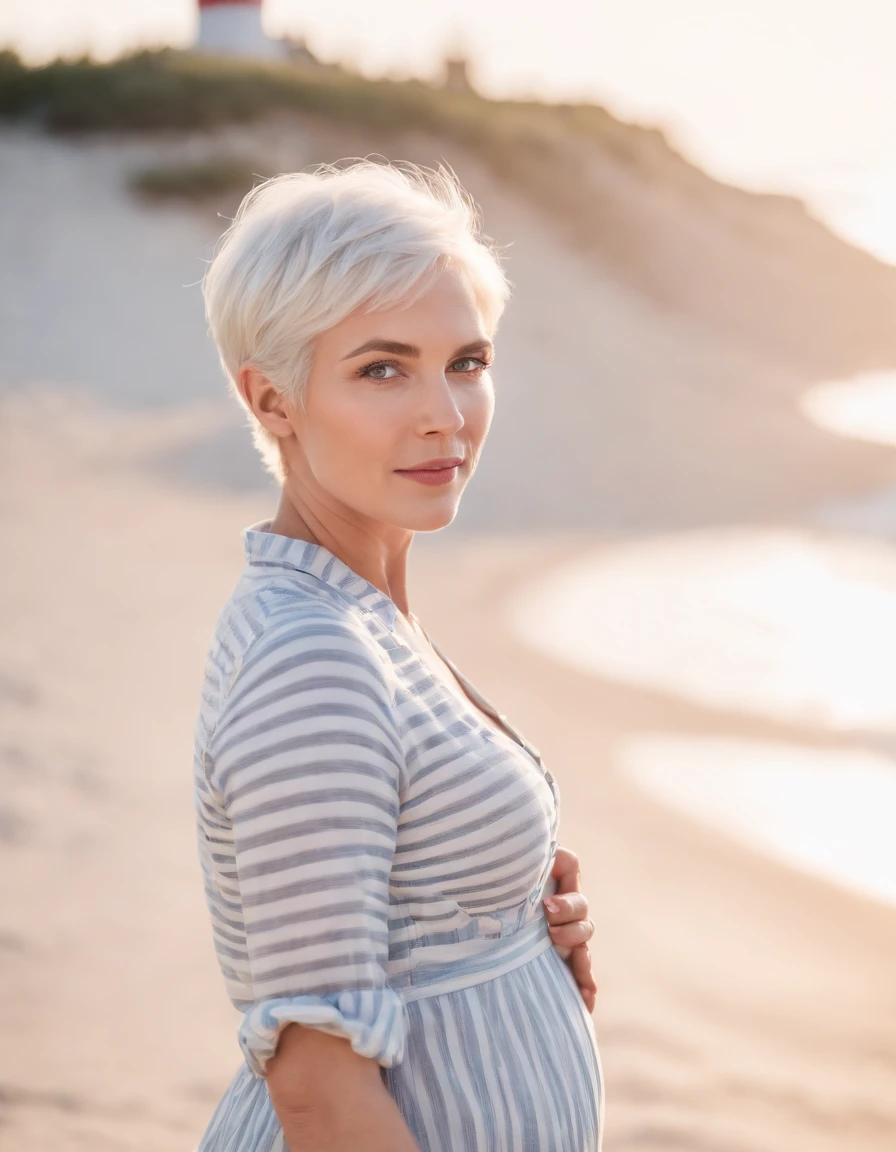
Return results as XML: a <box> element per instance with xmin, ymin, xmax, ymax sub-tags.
<box><xmin>503</xmin><ymin>524</ymin><xmax>896</xmax><ymax>913</ymax></box>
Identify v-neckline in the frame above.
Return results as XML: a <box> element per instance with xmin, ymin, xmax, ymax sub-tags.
<box><xmin>410</xmin><ymin>617</ymin><xmax>547</xmax><ymax>775</ymax></box>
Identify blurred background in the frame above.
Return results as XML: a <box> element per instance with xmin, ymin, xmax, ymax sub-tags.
<box><xmin>1</xmin><ymin>2</ymin><xmax>895</xmax><ymax>1149</ymax></box>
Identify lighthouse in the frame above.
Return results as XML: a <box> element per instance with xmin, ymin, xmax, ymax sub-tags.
<box><xmin>195</xmin><ymin>0</ymin><xmax>288</xmax><ymax>59</ymax></box>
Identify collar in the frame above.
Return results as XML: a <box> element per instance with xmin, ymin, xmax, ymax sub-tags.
<box><xmin>242</xmin><ymin>520</ymin><xmax>400</xmax><ymax>630</ymax></box>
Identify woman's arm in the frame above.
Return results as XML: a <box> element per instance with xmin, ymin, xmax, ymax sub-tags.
<box><xmin>544</xmin><ymin>846</ymin><xmax>598</xmax><ymax>1013</ymax></box>
<box><xmin>208</xmin><ymin>611</ymin><xmax>421</xmax><ymax>1149</ymax></box>
<box><xmin>267</xmin><ymin>1025</ymin><xmax>420</xmax><ymax>1151</ymax></box>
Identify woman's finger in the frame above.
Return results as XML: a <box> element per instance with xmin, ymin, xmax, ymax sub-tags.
<box><xmin>569</xmin><ymin>945</ymin><xmax>598</xmax><ymax>1013</ymax></box>
<box><xmin>548</xmin><ymin>917</ymin><xmax>595</xmax><ymax>949</ymax></box>
<box><xmin>542</xmin><ymin>891</ymin><xmax>588</xmax><ymax>926</ymax></box>
<box><xmin>550</xmin><ymin>846</ymin><xmax>581</xmax><ymax>894</ymax></box>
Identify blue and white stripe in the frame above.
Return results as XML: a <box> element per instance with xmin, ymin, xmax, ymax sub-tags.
<box><xmin>193</xmin><ymin>522</ymin><xmax>603</xmax><ymax>1150</ymax></box>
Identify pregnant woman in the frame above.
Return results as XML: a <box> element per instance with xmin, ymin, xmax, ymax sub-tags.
<box><xmin>193</xmin><ymin>159</ymin><xmax>604</xmax><ymax>1150</ymax></box>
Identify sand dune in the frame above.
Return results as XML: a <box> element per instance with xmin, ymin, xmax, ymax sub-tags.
<box><xmin>1</xmin><ymin>124</ymin><xmax>895</xmax><ymax>1150</ymax></box>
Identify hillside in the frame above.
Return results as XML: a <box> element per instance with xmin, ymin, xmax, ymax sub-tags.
<box><xmin>4</xmin><ymin>48</ymin><xmax>896</xmax><ymax>378</ymax></box>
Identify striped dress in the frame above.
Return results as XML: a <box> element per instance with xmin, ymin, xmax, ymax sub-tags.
<box><xmin>193</xmin><ymin>523</ymin><xmax>604</xmax><ymax>1151</ymax></box>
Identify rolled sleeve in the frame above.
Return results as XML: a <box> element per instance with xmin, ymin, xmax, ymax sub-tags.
<box><xmin>238</xmin><ymin>987</ymin><xmax>407</xmax><ymax>1077</ymax></box>
<box><xmin>209</xmin><ymin>610</ymin><xmax>407</xmax><ymax>1078</ymax></box>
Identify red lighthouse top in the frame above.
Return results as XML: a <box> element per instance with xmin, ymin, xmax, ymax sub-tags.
<box><xmin>198</xmin><ymin>0</ymin><xmax>262</xmax><ymax>7</ymax></box>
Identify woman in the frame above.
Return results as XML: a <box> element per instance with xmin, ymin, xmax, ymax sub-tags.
<box><xmin>193</xmin><ymin>159</ymin><xmax>604</xmax><ymax>1151</ymax></box>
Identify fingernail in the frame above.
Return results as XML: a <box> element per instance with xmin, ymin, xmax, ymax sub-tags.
<box><xmin>543</xmin><ymin>897</ymin><xmax>559</xmax><ymax>913</ymax></box>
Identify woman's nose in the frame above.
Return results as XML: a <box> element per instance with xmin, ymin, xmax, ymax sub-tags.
<box><xmin>418</xmin><ymin>373</ymin><xmax>465</xmax><ymax>433</ymax></box>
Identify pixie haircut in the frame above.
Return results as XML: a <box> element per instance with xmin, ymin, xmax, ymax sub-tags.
<box><xmin>201</xmin><ymin>158</ymin><xmax>511</xmax><ymax>480</ymax></box>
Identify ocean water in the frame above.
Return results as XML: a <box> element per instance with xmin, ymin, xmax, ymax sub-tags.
<box><xmin>801</xmin><ymin>372</ymin><xmax>896</xmax><ymax>450</ymax></box>
<box><xmin>508</xmin><ymin>528</ymin><xmax>896</xmax><ymax>909</ymax></box>
<box><xmin>617</xmin><ymin>734</ymin><xmax>896</xmax><ymax>908</ymax></box>
<box><xmin>509</xmin><ymin>529</ymin><xmax>896</xmax><ymax>733</ymax></box>
<box><xmin>804</xmin><ymin>371</ymin><xmax>896</xmax><ymax>542</ymax></box>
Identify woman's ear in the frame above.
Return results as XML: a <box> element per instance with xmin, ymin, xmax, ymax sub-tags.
<box><xmin>238</xmin><ymin>365</ymin><xmax>296</xmax><ymax>441</ymax></box>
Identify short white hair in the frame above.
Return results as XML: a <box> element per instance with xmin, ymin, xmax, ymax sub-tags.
<box><xmin>201</xmin><ymin>158</ymin><xmax>512</xmax><ymax>480</ymax></box>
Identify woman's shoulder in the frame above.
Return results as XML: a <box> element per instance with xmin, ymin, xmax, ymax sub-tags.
<box><xmin>241</xmin><ymin>594</ymin><xmax>385</xmax><ymax>673</ymax></box>
<box><xmin>236</xmin><ymin>565</ymin><xmax>363</xmax><ymax>629</ymax></box>
<box><xmin>199</xmin><ymin>576</ymin><xmax>406</xmax><ymax>791</ymax></box>
<box><xmin>200</xmin><ymin>573</ymin><xmax>396</xmax><ymax>727</ymax></box>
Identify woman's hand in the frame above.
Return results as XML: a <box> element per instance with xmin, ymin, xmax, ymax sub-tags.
<box><xmin>543</xmin><ymin>846</ymin><xmax>598</xmax><ymax>1014</ymax></box>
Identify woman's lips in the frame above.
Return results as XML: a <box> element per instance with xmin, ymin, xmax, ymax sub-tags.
<box><xmin>395</xmin><ymin>465</ymin><xmax>460</xmax><ymax>486</ymax></box>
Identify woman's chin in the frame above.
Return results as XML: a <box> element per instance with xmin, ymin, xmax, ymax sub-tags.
<box><xmin>399</xmin><ymin>502</ymin><xmax>460</xmax><ymax>533</ymax></box>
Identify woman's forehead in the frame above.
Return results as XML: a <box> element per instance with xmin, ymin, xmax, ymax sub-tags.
<box><xmin>320</xmin><ymin>274</ymin><xmax>491</xmax><ymax>355</ymax></box>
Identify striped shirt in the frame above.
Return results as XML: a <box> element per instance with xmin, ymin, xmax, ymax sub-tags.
<box><xmin>193</xmin><ymin>522</ymin><xmax>604</xmax><ymax>1151</ymax></box>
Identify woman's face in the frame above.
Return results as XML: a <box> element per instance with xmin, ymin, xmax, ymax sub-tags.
<box><xmin>281</xmin><ymin>263</ymin><xmax>496</xmax><ymax>534</ymax></box>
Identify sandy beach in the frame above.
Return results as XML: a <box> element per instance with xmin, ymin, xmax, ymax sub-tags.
<box><xmin>2</xmin><ymin>123</ymin><xmax>896</xmax><ymax>1149</ymax></box>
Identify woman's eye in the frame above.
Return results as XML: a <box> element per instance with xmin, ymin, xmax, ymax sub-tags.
<box><xmin>359</xmin><ymin>357</ymin><xmax>490</xmax><ymax>381</ymax></box>
<box><xmin>361</xmin><ymin>361</ymin><xmax>400</xmax><ymax>380</ymax></box>
<box><xmin>452</xmin><ymin>357</ymin><xmax>490</xmax><ymax>373</ymax></box>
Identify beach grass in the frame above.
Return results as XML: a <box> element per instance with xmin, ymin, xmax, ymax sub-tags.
<box><xmin>0</xmin><ymin>47</ymin><xmax>678</xmax><ymax>176</ymax></box>
<box><xmin>129</xmin><ymin>154</ymin><xmax>271</xmax><ymax>201</ymax></box>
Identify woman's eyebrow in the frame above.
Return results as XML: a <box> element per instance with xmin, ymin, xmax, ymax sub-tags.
<box><xmin>341</xmin><ymin>338</ymin><xmax>494</xmax><ymax>360</ymax></box>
